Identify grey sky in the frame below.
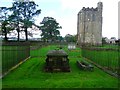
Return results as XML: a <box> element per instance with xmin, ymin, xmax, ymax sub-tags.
<box><xmin>0</xmin><ymin>0</ymin><xmax>119</xmax><ymax>39</ymax></box>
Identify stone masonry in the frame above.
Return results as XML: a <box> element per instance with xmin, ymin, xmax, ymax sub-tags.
<box><xmin>77</xmin><ymin>2</ymin><xmax>103</xmax><ymax>46</ymax></box>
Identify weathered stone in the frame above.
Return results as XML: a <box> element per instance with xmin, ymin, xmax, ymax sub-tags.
<box><xmin>68</xmin><ymin>43</ymin><xmax>76</xmax><ymax>50</ymax></box>
<box><xmin>45</xmin><ymin>50</ymin><xmax>70</xmax><ymax>72</ymax></box>
<box><xmin>77</xmin><ymin>2</ymin><xmax>103</xmax><ymax>46</ymax></box>
<box><xmin>76</xmin><ymin>60</ymin><xmax>94</xmax><ymax>71</ymax></box>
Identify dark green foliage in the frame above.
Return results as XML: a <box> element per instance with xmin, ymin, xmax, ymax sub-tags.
<box><xmin>65</xmin><ymin>34</ymin><xmax>77</xmax><ymax>43</ymax></box>
<box><xmin>57</xmin><ymin>36</ymin><xmax>64</xmax><ymax>42</ymax></box>
<box><xmin>0</xmin><ymin>7</ymin><xmax>10</xmax><ymax>41</ymax></box>
<box><xmin>8</xmin><ymin>2</ymin><xmax>22</xmax><ymax>41</ymax></box>
<box><xmin>0</xmin><ymin>1</ymin><xmax>41</xmax><ymax>41</ymax></box>
<box><xmin>102</xmin><ymin>37</ymin><xmax>107</xmax><ymax>44</ymax></box>
<box><xmin>40</xmin><ymin>17</ymin><xmax>62</xmax><ymax>42</ymax></box>
<box><xmin>9</xmin><ymin>1</ymin><xmax>41</xmax><ymax>41</ymax></box>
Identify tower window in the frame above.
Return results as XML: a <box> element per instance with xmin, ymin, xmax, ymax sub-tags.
<box><xmin>92</xmin><ymin>14</ymin><xmax>95</xmax><ymax>21</ymax></box>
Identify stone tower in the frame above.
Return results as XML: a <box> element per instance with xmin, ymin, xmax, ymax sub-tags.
<box><xmin>77</xmin><ymin>2</ymin><xmax>103</xmax><ymax>46</ymax></box>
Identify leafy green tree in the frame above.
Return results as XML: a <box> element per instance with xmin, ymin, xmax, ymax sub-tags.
<box><xmin>57</xmin><ymin>36</ymin><xmax>64</xmax><ymax>42</ymax></box>
<box><xmin>40</xmin><ymin>17</ymin><xmax>62</xmax><ymax>42</ymax></box>
<box><xmin>0</xmin><ymin>7</ymin><xmax>9</xmax><ymax>41</ymax></box>
<box><xmin>9</xmin><ymin>0</ymin><xmax>41</xmax><ymax>41</ymax></box>
<box><xmin>19</xmin><ymin>1</ymin><xmax>41</xmax><ymax>41</ymax></box>
<box><xmin>8</xmin><ymin>1</ymin><xmax>22</xmax><ymax>41</ymax></box>
<box><xmin>0</xmin><ymin>1</ymin><xmax>41</xmax><ymax>41</ymax></box>
<box><xmin>73</xmin><ymin>34</ymin><xmax>77</xmax><ymax>43</ymax></box>
<box><xmin>65</xmin><ymin>34</ymin><xmax>77</xmax><ymax>43</ymax></box>
<box><xmin>102</xmin><ymin>37</ymin><xmax>107</xmax><ymax>45</ymax></box>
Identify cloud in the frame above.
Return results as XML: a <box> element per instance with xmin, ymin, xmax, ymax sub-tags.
<box><xmin>44</xmin><ymin>10</ymin><xmax>56</xmax><ymax>17</ymax></box>
<box><xmin>57</xmin><ymin>16</ymin><xmax>77</xmax><ymax>37</ymax></box>
<box><xmin>3</xmin><ymin>0</ymin><xmax>118</xmax><ymax>38</ymax></box>
<box><xmin>59</xmin><ymin>0</ymin><xmax>119</xmax><ymax>38</ymax></box>
<box><xmin>34</xmin><ymin>0</ymin><xmax>59</xmax><ymax>3</ymax></box>
<box><xmin>60</xmin><ymin>0</ymin><xmax>99</xmax><ymax>11</ymax></box>
<box><xmin>60</xmin><ymin>0</ymin><xmax>80</xmax><ymax>10</ymax></box>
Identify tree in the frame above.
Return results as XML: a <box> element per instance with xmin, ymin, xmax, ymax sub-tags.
<box><xmin>64</xmin><ymin>34</ymin><xmax>77</xmax><ymax>43</ymax></box>
<box><xmin>19</xmin><ymin>1</ymin><xmax>41</xmax><ymax>41</ymax></box>
<box><xmin>57</xmin><ymin>36</ymin><xmax>64</xmax><ymax>42</ymax></box>
<box><xmin>72</xmin><ymin>34</ymin><xmax>77</xmax><ymax>43</ymax></box>
<box><xmin>0</xmin><ymin>7</ymin><xmax>9</xmax><ymax>41</ymax></box>
<box><xmin>102</xmin><ymin>37</ymin><xmax>107</xmax><ymax>45</ymax></box>
<box><xmin>9</xmin><ymin>0</ymin><xmax>41</xmax><ymax>41</ymax></box>
<box><xmin>40</xmin><ymin>17</ymin><xmax>62</xmax><ymax>42</ymax></box>
<box><xmin>8</xmin><ymin>1</ymin><xmax>23</xmax><ymax>41</ymax></box>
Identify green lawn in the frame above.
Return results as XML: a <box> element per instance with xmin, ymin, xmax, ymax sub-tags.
<box><xmin>94</xmin><ymin>44</ymin><xmax>118</xmax><ymax>49</ymax></box>
<box><xmin>81</xmin><ymin>46</ymin><xmax>119</xmax><ymax>72</ymax></box>
<box><xmin>2</xmin><ymin>46</ymin><xmax>29</xmax><ymax>74</ymax></box>
<box><xmin>82</xmin><ymin>49</ymin><xmax>118</xmax><ymax>67</ymax></box>
<box><xmin>2</xmin><ymin>45</ymin><xmax>118</xmax><ymax>88</ymax></box>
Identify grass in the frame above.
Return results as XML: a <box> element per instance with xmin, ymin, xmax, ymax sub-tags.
<box><xmin>94</xmin><ymin>44</ymin><xmax>119</xmax><ymax>49</ymax></box>
<box><xmin>82</xmin><ymin>48</ymin><xmax>119</xmax><ymax>72</ymax></box>
<box><xmin>2</xmin><ymin>45</ymin><xmax>118</xmax><ymax>88</ymax></box>
<box><xmin>2</xmin><ymin>46</ymin><xmax>29</xmax><ymax>74</ymax></box>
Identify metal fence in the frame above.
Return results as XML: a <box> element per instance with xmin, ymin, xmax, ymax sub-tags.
<box><xmin>81</xmin><ymin>45</ymin><xmax>119</xmax><ymax>76</ymax></box>
<box><xmin>1</xmin><ymin>42</ymin><xmax>30</xmax><ymax>75</ymax></box>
